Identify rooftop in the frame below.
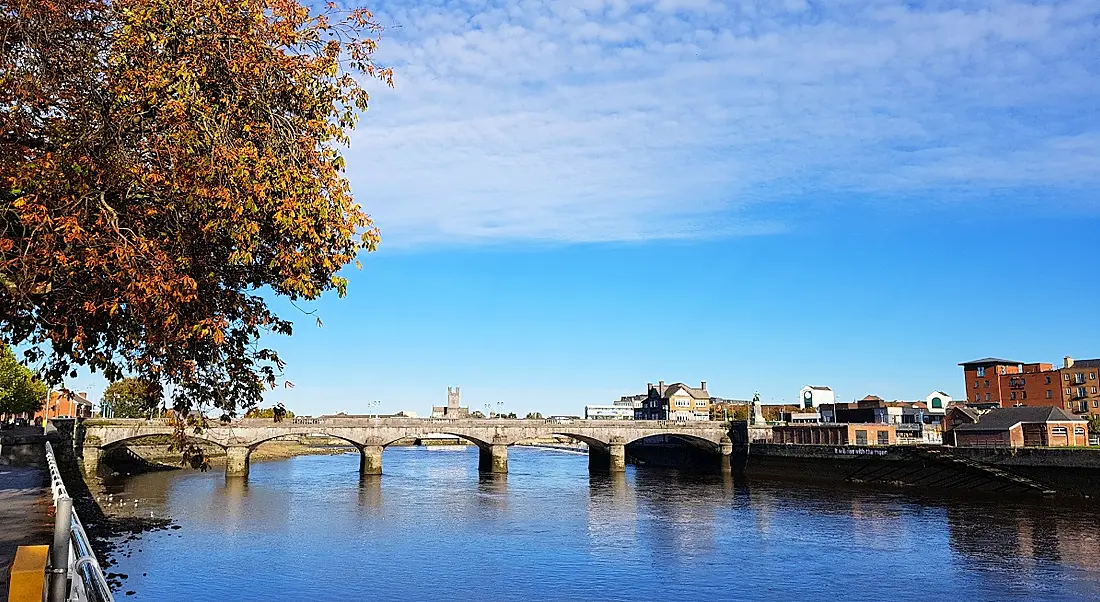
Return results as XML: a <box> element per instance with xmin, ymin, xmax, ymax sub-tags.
<box><xmin>954</xmin><ymin>406</ymin><xmax>1085</xmax><ymax>432</ymax></box>
<box><xmin>959</xmin><ymin>357</ymin><xmax>1023</xmax><ymax>368</ymax></box>
<box><xmin>1068</xmin><ymin>358</ymin><xmax>1100</xmax><ymax>370</ymax></box>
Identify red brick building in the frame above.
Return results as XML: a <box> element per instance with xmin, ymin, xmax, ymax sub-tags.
<box><xmin>961</xmin><ymin>356</ymin><xmax>1100</xmax><ymax>416</ymax></box>
<box><xmin>33</xmin><ymin>390</ymin><xmax>93</xmax><ymax>422</ymax></box>
<box><xmin>1061</xmin><ymin>357</ymin><xmax>1100</xmax><ymax>415</ymax></box>
<box><xmin>959</xmin><ymin>358</ymin><xmax>1064</xmax><ymax>409</ymax></box>
<box><xmin>949</xmin><ymin>406</ymin><xmax>1088</xmax><ymax>448</ymax></box>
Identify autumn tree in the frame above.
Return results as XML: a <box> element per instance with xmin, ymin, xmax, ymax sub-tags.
<box><xmin>0</xmin><ymin>343</ymin><xmax>47</xmax><ymax>415</ymax></box>
<box><xmin>102</xmin><ymin>377</ymin><xmax>163</xmax><ymax>418</ymax></box>
<box><xmin>0</xmin><ymin>0</ymin><xmax>392</xmax><ymax>418</ymax></box>
<box><xmin>244</xmin><ymin>404</ymin><xmax>295</xmax><ymax>421</ymax></box>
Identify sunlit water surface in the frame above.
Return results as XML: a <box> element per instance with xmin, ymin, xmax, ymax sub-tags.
<box><xmin>102</xmin><ymin>446</ymin><xmax>1100</xmax><ymax>601</ymax></box>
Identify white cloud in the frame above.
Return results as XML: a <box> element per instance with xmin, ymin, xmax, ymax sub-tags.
<box><xmin>344</xmin><ymin>0</ymin><xmax>1100</xmax><ymax>247</ymax></box>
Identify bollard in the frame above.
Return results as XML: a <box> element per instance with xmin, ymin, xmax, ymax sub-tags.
<box><xmin>48</xmin><ymin>496</ymin><xmax>72</xmax><ymax>602</ymax></box>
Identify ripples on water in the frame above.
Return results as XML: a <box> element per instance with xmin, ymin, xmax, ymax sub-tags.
<box><xmin>102</xmin><ymin>446</ymin><xmax>1100</xmax><ymax>601</ymax></box>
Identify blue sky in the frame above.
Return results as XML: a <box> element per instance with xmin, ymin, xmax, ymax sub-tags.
<box><xmin>73</xmin><ymin>0</ymin><xmax>1099</xmax><ymax>416</ymax></box>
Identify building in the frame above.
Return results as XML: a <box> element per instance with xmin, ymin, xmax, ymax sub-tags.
<box><xmin>772</xmin><ymin>423</ymin><xmax>896</xmax><ymax>446</ymax></box>
<box><xmin>1061</xmin><ymin>357</ymin><xmax>1100</xmax><ymax>415</ymax></box>
<box><xmin>635</xmin><ymin>381</ymin><xmax>710</xmax><ymax>421</ymax></box>
<box><xmin>431</xmin><ymin>386</ymin><xmax>470</xmax><ymax>419</ymax></box>
<box><xmin>798</xmin><ymin>385</ymin><xmax>834</xmax><ymax>410</ymax></box>
<box><xmin>949</xmin><ymin>406</ymin><xmax>1088</xmax><ymax>448</ymax></box>
<box><xmin>959</xmin><ymin>356</ymin><xmax>1100</xmax><ymax>416</ymax></box>
<box><xmin>925</xmin><ymin>391</ymin><xmax>951</xmax><ymax>413</ymax></box>
<box><xmin>35</xmin><ymin>390</ymin><xmax>93</xmax><ymax>422</ymax></box>
<box><xmin>819</xmin><ymin>396</ymin><xmax>943</xmax><ymax>444</ymax></box>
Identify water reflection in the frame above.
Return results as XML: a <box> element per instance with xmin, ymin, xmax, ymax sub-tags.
<box><xmin>476</xmin><ymin>472</ymin><xmax>508</xmax><ymax>514</ymax></box>
<box><xmin>586</xmin><ymin>471</ymin><xmax>638</xmax><ymax>554</ymax></box>
<box><xmin>356</xmin><ymin>475</ymin><xmax>382</xmax><ymax>514</ymax></box>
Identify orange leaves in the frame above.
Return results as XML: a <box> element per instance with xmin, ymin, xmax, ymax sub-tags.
<box><xmin>1</xmin><ymin>0</ymin><xmax>390</xmax><ymax>416</ymax></box>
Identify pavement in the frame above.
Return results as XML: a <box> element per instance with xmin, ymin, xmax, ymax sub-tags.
<box><xmin>0</xmin><ymin>432</ymin><xmax>54</xmax><ymax>601</ymax></box>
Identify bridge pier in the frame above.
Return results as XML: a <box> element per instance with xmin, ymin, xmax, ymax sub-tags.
<box><xmin>478</xmin><ymin>444</ymin><xmax>508</xmax><ymax>474</ymax></box>
<box><xmin>225</xmin><ymin>446</ymin><xmax>251</xmax><ymax>478</ymax></box>
<box><xmin>718</xmin><ymin>437</ymin><xmax>734</xmax><ymax>473</ymax></box>
<box><xmin>359</xmin><ymin>445</ymin><xmax>383</xmax><ymax>476</ymax></box>
<box><xmin>589</xmin><ymin>438</ymin><xmax>626</xmax><ymax>474</ymax></box>
<box><xmin>81</xmin><ymin>446</ymin><xmax>101</xmax><ymax>475</ymax></box>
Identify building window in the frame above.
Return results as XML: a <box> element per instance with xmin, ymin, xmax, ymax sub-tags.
<box><xmin>1046</xmin><ymin>376</ymin><xmax>1052</xmax><ymax>384</ymax></box>
<box><xmin>976</xmin><ymin>367</ymin><xmax>986</xmax><ymax>377</ymax></box>
<box><xmin>974</xmin><ymin>381</ymin><xmax>980</xmax><ymax>389</ymax></box>
<box><xmin>1022</xmin><ymin>391</ymin><xmax>1027</xmax><ymax>400</ymax></box>
<box><xmin>1010</xmin><ymin>392</ymin><xmax>1017</xmax><ymax>400</ymax></box>
<box><xmin>1047</xmin><ymin>390</ymin><xmax>1053</xmax><ymax>399</ymax></box>
<box><xmin>1075</xmin><ymin>427</ymin><xmax>1086</xmax><ymax>436</ymax></box>
<box><xmin>985</xmin><ymin>393</ymin><xmax>991</xmax><ymax>401</ymax></box>
<box><xmin>985</xmin><ymin>380</ymin><xmax>990</xmax><ymax>388</ymax></box>
<box><xmin>675</xmin><ymin>399</ymin><xmax>689</xmax><ymax>407</ymax></box>
<box><xmin>1093</xmin><ymin>387</ymin><xmax>1098</xmax><ymax>394</ymax></box>
<box><xmin>1094</xmin><ymin>401</ymin><xmax>1098</xmax><ymax>408</ymax></box>
<box><xmin>931</xmin><ymin>397</ymin><xmax>943</xmax><ymax>409</ymax></box>
<box><xmin>1065</xmin><ymin>374</ymin><xmax>1071</xmax><ymax>381</ymax></box>
<box><xmin>1052</xmin><ymin>427</ymin><xmax>1068</xmax><ymax>435</ymax></box>
<box><xmin>1092</xmin><ymin>373</ymin><xmax>1097</xmax><ymax>380</ymax></box>
<box><xmin>877</xmin><ymin>431</ymin><xmax>889</xmax><ymax>445</ymax></box>
<box><xmin>855</xmin><ymin>430</ymin><xmax>867</xmax><ymax>445</ymax></box>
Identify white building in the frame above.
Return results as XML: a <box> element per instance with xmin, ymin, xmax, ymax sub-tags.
<box><xmin>584</xmin><ymin>404</ymin><xmax>634</xmax><ymax>420</ymax></box>
<box><xmin>925</xmin><ymin>391</ymin><xmax>951</xmax><ymax>414</ymax></box>
<box><xmin>798</xmin><ymin>385</ymin><xmax>835</xmax><ymax>410</ymax></box>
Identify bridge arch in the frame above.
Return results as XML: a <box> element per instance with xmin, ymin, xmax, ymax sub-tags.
<box><xmin>385</xmin><ymin>432</ymin><xmax>493</xmax><ymax>449</ymax></box>
<box><xmin>96</xmin><ymin>433</ymin><xmax>228</xmax><ymax>451</ymax></box>
<box><xmin>624</xmin><ymin>432</ymin><xmax>722</xmax><ymax>451</ymax></box>
<box><xmin>247</xmin><ymin>432</ymin><xmax>364</xmax><ymax>452</ymax></box>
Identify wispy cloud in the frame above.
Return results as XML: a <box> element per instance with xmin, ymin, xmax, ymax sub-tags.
<box><xmin>346</xmin><ymin>0</ymin><xmax>1100</xmax><ymax>246</ymax></box>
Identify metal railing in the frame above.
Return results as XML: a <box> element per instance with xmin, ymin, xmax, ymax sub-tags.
<box><xmin>44</xmin><ymin>441</ymin><xmax>115</xmax><ymax>602</ymax></box>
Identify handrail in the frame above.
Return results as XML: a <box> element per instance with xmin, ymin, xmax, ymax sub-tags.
<box><xmin>44</xmin><ymin>441</ymin><xmax>115</xmax><ymax>602</ymax></box>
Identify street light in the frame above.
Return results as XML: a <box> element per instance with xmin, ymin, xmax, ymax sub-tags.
<box><xmin>484</xmin><ymin>403</ymin><xmax>492</xmax><ymax>419</ymax></box>
<box><xmin>496</xmin><ymin>401</ymin><xmax>504</xmax><ymax>419</ymax></box>
<box><xmin>370</xmin><ymin>400</ymin><xmax>381</xmax><ymax>418</ymax></box>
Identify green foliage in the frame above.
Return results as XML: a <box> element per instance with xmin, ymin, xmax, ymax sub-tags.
<box><xmin>102</xmin><ymin>377</ymin><xmax>163</xmax><ymax>418</ymax></box>
<box><xmin>470</xmin><ymin>410</ymin><xmax>486</xmax><ymax>419</ymax></box>
<box><xmin>1088</xmin><ymin>415</ymin><xmax>1100</xmax><ymax>435</ymax></box>
<box><xmin>0</xmin><ymin>343</ymin><xmax>47</xmax><ymax>415</ymax></box>
<box><xmin>525</xmin><ymin>412</ymin><xmax>543</xmax><ymax>419</ymax></box>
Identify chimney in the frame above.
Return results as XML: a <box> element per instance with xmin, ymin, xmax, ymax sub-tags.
<box><xmin>1065</xmin><ymin>356</ymin><xmax>1074</xmax><ymax>369</ymax></box>
<box><xmin>700</xmin><ymin>381</ymin><xmax>707</xmax><ymax>391</ymax></box>
<box><xmin>647</xmin><ymin>382</ymin><xmax>653</xmax><ymax>392</ymax></box>
<box><xmin>658</xmin><ymin>380</ymin><xmax>664</xmax><ymax>392</ymax></box>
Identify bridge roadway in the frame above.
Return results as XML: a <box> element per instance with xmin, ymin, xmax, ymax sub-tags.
<box><xmin>81</xmin><ymin>417</ymin><xmax>734</xmax><ymax>478</ymax></box>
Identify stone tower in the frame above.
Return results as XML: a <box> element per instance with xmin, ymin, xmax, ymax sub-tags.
<box><xmin>447</xmin><ymin>386</ymin><xmax>461</xmax><ymax>409</ymax></box>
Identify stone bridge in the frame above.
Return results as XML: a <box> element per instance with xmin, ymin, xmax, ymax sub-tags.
<box><xmin>80</xmin><ymin>417</ymin><xmax>734</xmax><ymax>478</ymax></box>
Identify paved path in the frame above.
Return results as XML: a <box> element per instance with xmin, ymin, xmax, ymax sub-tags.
<box><xmin>0</xmin><ymin>464</ymin><xmax>53</xmax><ymax>599</ymax></box>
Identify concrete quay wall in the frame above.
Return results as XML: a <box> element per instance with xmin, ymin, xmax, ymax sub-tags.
<box><xmin>743</xmin><ymin>443</ymin><xmax>1100</xmax><ymax>498</ymax></box>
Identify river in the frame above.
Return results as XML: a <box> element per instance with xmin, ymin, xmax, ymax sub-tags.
<box><xmin>98</xmin><ymin>445</ymin><xmax>1100</xmax><ymax>601</ymax></box>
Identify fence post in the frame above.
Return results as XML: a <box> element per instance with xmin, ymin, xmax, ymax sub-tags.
<box><xmin>48</xmin><ymin>496</ymin><xmax>72</xmax><ymax>602</ymax></box>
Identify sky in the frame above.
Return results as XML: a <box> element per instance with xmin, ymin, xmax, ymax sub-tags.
<box><xmin>71</xmin><ymin>0</ymin><xmax>1100</xmax><ymax>416</ymax></box>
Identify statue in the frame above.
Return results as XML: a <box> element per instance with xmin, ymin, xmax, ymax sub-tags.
<box><xmin>750</xmin><ymin>391</ymin><xmax>765</xmax><ymax>426</ymax></box>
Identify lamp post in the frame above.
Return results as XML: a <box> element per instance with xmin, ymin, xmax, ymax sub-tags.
<box><xmin>496</xmin><ymin>401</ymin><xmax>504</xmax><ymax>419</ymax></box>
<box><xmin>370</xmin><ymin>400</ymin><xmax>380</xmax><ymax>418</ymax></box>
<box><xmin>484</xmin><ymin>403</ymin><xmax>492</xmax><ymax>419</ymax></box>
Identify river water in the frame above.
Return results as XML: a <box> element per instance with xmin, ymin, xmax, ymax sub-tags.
<box><xmin>99</xmin><ymin>446</ymin><xmax>1100</xmax><ymax>601</ymax></box>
